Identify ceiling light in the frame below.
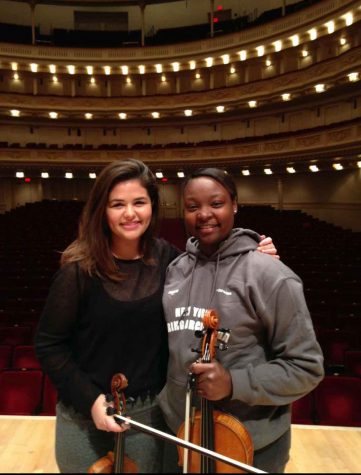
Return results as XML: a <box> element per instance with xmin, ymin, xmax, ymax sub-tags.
<box><xmin>30</xmin><ymin>63</ymin><xmax>38</xmax><ymax>73</ymax></box>
<box><xmin>326</xmin><ymin>20</ymin><xmax>335</xmax><ymax>34</ymax></box>
<box><xmin>189</xmin><ymin>60</ymin><xmax>196</xmax><ymax>70</ymax></box>
<box><xmin>273</xmin><ymin>40</ymin><xmax>282</xmax><ymax>52</ymax></box>
<box><xmin>184</xmin><ymin>109</ymin><xmax>192</xmax><ymax>116</ymax></box>
<box><xmin>49</xmin><ymin>111</ymin><xmax>58</xmax><ymax>119</ymax></box>
<box><xmin>16</xmin><ymin>171</ymin><xmax>24</xmax><ymax>178</ymax></box>
<box><xmin>286</xmin><ymin>167</ymin><xmax>296</xmax><ymax>174</ymax></box>
<box><xmin>242</xmin><ymin>170</ymin><xmax>250</xmax><ymax>176</ymax></box>
<box><xmin>343</xmin><ymin>12</ymin><xmax>353</xmax><ymax>26</ymax></box>
<box><xmin>221</xmin><ymin>54</ymin><xmax>230</xmax><ymax>64</ymax></box>
<box><xmin>172</xmin><ymin>62</ymin><xmax>180</xmax><ymax>72</ymax></box>
<box><xmin>138</xmin><ymin>65</ymin><xmax>145</xmax><ymax>74</ymax></box>
<box><xmin>103</xmin><ymin>66</ymin><xmax>111</xmax><ymax>75</ymax></box>
<box><xmin>67</xmin><ymin>65</ymin><xmax>75</xmax><ymax>75</ymax></box>
<box><xmin>49</xmin><ymin>64</ymin><xmax>56</xmax><ymax>74</ymax></box>
<box><xmin>238</xmin><ymin>50</ymin><xmax>247</xmax><ymax>61</ymax></box>
<box><xmin>85</xmin><ymin>113</ymin><xmax>93</xmax><ymax>120</ymax></box>
<box><xmin>290</xmin><ymin>35</ymin><xmax>299</xmax><ymax>47</ymax></box>
<box><xmin>89</xmin><ymin>172</ymin><xmax>97</xmax><ymax>179</ymax></box>
<box><xmin>264</xmin><ymin>168</ymin><xmax>273</xmax><ymax>175</ymax></box>
<box><xmin>155</xmin><ymin>64</ymin><xmax>162</xmax><ymax>73</ymax></box>
<box><xmin>309</xmin><ymin>165</ymin><xmax>319</xmax><ymax>172</ymax></box>
<box><xmin>248</xmin><ymin>100</ymin><xmax>257</xmax><ymax>108</ymax></box>
<box><xmin>151</xmin><ymin>112</ymin><xmax>160</xmax><ymax>119</ymax></box>
<box><xmin>41</xmin><ymin>172</ymin><xmax>49</xmax><ymax>178</ymax></box>
<box><xmin>177</xmin><ymin>171</ymin><xmax>185</xmax><ymax>178</ymax></box>
<box><xmin>282</xmin><ymin>93</ymin><xmax>291</xmax><ymax>101</ymax></box>
<box><xmin>348</xmin><ymin>72</ymin><xmax>359</xmax><ymax>82</ymax></box>
<box><xmin>256</xmin><ymin>45</ymin><xmax>265</xmax><ymax>57</ymax></box>
<box><xmin>118</xmin><ymin>112</ymin><xmax>127</xmax><ymax>119</ymax></box>
<box><xmin>86</xmin><ymin>66</ymin><xmax>93</xmax><ymax>75</ymax></box>
<box><xmin>155</xmin><ymin>171</ymin><xmax>163</xmax><ymax>179</ymax></box>
<box><xmin>308</xmin><ymin>28</ymin><xmax>317</xmax><ymax>41</ymax></box>
<box><xmin>205</xmin><ymin>57</ymin><xmax>213</xmax><ymax>67</ymax></box>
<box><xmin>315</xmin><ymin>83</ymin><xmax>325</xmax><ymax>93</ymax></box>
<box><xmin>65</xmin><ymin>172</ymin><xmax>73</xmax><ymax>179</ymax></box>
<box><xmin>216</xmin><ymin>105</ymin><xmax>225</xmax><ymax>113</ymax></box>
<box><xmin>10</xmin><ymin>109</ymin><xmax>20</xmax><ymax>117</ymax></box>
<box><xmin>11</xmin><ymin>62</ymin><xmax>18</xmax><ymax>71</ymax></box>
<box><xmin>333</xmin><ymin>163</ymin><xmax>343</xmax><ymax>170</ymax></box>
<box><xmin>357</xmin><ymin>161</ymin><xmax>361</xmax><ymax>168</ymax></box>
<box><xmin>121</xmin><ymin>65</ymin><xmax>128</xmax><ymax>75</ymax></box>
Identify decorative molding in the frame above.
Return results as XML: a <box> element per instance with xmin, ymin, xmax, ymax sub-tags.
<box><xmin>1</xmin><ymin>119</ymin><xmax>359</xmax><ymax>167</ymax></box>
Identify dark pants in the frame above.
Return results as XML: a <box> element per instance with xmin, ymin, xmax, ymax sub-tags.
<box><xmin>253</xmin><ymin>429</ymin><xmax>291</xmax><ymax>473</ymax></box>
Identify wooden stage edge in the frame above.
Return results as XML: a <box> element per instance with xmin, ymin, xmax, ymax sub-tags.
<box><xmin>0</xmin><ymin>415</ymin><xmax>360</xmax><ymax>473</ymax></box>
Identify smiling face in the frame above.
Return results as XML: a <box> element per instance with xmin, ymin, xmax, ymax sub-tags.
<box><xmin>106</xmin><ymin>178</ymin><xmax>152</xmax><ymax>255</ymax></box>
<box><xmin>183</xmin><ymin>176</ymin><xmax>237</xmax><ymax>256</ymax></box>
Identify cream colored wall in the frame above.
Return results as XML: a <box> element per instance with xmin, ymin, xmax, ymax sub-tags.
<box><xmin>233</xmin><ymin>169</ymin><xmax>361</xmax><ymax>231</ymax></box>
<box><xmin>2</xmin><ymin>168</ymin><xmax>360</xmax><ymax>231</ymax></box>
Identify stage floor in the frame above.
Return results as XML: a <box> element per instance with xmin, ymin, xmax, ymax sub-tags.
<box><xmin>0</xmin><ymin>415</ymin><xmax>360</xmax><ymax>473</ymax></box>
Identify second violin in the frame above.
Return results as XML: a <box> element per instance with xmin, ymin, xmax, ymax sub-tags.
<box><xmin>177</xmin><ymin>309</ymin><xmax>254</xmax><ymax>473</ymax></box>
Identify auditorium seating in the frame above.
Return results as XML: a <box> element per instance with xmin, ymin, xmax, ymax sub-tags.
<box><xmin>39</xmin><ymin>375</ymin><xmax>58</xmax><ymax>416</ymax></box>
<box><xmin>344</xmin><ymin>350</ymin><xmax>361</xmax><ymax>377</ymax></box>
<box><xmin>0</xmin><ymin>344</ymin><xmax>12</xmax><ymax>369</ymax></box>
<box><xmin>291</xmin><ymin>391</ymin><xmax>316</xmax><ymax>424</ymax></box>
<box><xmin>314</xmin><ymin>375</ymin><xmax>361</xmax><ymax>427</ymax></box>
<box><xmin>12</xmin><ymin>345</ymin><xmax>41</xmax><ymax>370</ymax></box>
<box><xmin>0</xmin><ymin>369</ymin><xmax>43</xmax><ymax>415</ymax></box>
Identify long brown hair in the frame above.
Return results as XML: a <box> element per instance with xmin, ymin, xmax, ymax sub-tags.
<box><xmin>61</xmin><ymin>158</ymin><xmax>159</xmax><ymax>281</ymax></box>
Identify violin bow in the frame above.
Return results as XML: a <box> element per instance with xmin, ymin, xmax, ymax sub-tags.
<box><xmin>183</xmin><ymin>371</ymin><xmax>196</xmax><ymax>473</ymax></box>
<box><xmin>113</xmin><ymin>414</ymin><xmax>266</xmax><ymax>474</ymax></box>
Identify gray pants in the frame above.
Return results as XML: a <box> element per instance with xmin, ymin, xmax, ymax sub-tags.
<box><xmin>55</xmin><ymin>397</ymin><xmax>171</xmax><ymax>473</ymax></box>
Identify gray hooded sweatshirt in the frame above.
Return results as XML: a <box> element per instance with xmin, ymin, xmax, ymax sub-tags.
<box><xmin>157</xmin><ymin>228</ymin><xmax>324</xmax><ymax>451</ymax></box>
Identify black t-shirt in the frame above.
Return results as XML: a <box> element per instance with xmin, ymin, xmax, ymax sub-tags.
<box><xmin>35</xmin><ymin>238</ymin><xmax>180</xmax><ymax>417</ymax></box>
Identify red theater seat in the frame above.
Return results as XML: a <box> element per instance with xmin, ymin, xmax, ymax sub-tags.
<box><xmin>0</xmin><ymin>344</ymin><xmax>12</xmax><ymax>369</ymax></box>
<box><xmin>40</xmin><ymin>375</ymin><xmax>58</xmax><ymax>415</ymax></box>
<box><xmin>291</xmin><ymin>391</ymin><xmax>315</xmax><ymax>424</ymax></box>
<box><xmin>344</xmin><ymin>350</ymin><xmax>361</xmax><ymax>377</ymax></box>
<box><xmin>0</xmin><ymin>369</ymin><xmax>43</xmax><ymax>415</ymax></box>
<box><xmin>12</xmin><ymin>345</ymin><xmax>41</xmax><ymax>369</ymax></box>
<box><xmin>314</xmin><ymin>375</ymin><xmax>361</xmax><ymax>427</ymax></box>
<box><xmin>0</xmin><ymin>325</ymin><xmax>33</xmax><ymax>346</ymax></box>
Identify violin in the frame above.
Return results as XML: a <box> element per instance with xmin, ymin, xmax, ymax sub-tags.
<box><xmin>177</xmin><ymin>309</ymin><xmax>254</xmax><ymax>473</ymax></box>
<box><xmin>88</xmin><ymin>373</ymin><xmax>138</xmax><ymax>474</ymax></box>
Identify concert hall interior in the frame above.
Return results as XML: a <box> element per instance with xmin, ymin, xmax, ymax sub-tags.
<box><xmin>0</xmin><ymin>0</ymin><xmax>360</xmax><ymax>472</ymax></box>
